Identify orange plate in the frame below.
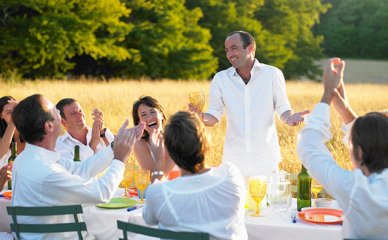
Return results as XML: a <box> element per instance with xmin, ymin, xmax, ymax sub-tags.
<box><xmin>2</xmin><ymin>191</ymin><xmax>12</xmax><ymax>199</ymax></box>
<box><xmin>298</xmin><ymin>208</ymin><xmax>343</xmax><ymax>224</ymax></box>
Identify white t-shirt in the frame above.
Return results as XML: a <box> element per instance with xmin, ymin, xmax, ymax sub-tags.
<box><xmin>207</xmin><ymin>59</ymin><xmax>291</xmax><ymax>176</ymax></box>
<box><xmin>142</xmin><ymin>162</ymin><xmax>247</xmax><ymax>240</ymax></box>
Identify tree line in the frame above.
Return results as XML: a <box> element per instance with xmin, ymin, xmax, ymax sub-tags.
<box><xmin>1</xmin><ymin>0</ymin><xmax>386</xmax><ymax>81</ymax></box>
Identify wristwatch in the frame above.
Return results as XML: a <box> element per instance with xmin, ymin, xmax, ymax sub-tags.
<box><xmin>151</xmin><ymin>171</ymin><xmax>164</xmax><ymax>178</ymax></box>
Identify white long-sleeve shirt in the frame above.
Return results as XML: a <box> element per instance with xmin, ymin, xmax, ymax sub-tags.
<box><xmin>297</xmin><ymin>103</ymin><xmax>388</xmax><ymax>239</ymax></box>
<box><xmin>56</xmin><ymin>127</ymin><xmax>114</xmax><ymax>161</ymax></box>
<box><xmin>207</xmin><ymin>59</ymin><xmax>291</xmax><ymax>176</ymax></box>
<box><xmin>143</xmin><ymin>162</ymin><xmax>247</xmax><ymax>240</ymax></box>
<box><xmin>12</xmin><ymin>143</ymin><xmax>124</xmax><ymax>240</ymax></box>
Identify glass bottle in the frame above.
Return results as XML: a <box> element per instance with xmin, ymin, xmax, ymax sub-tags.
<box><xmin>73</xmin><ymin>145</ymin><xmax>80</xmax><ymax>162</ymax></box>
<box><xmin>7</xmin><ymin>141</ymin><xmax>17</xmax><ymax>190</ymax></box>
<box><xmin>297</xmin><ymin>165</ymin><xmax>311</xmax><ymax>211</ymax></box>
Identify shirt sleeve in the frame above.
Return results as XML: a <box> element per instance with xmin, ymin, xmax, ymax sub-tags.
<box><xmin>206</xmin><ymin>73</ymin><xmax>225</xmax><ymax>121</ymax></box>
<box><xmin>341</xmin><ymin>119</ymin><xmax>356</xmax><ymax>148</ymax></box>
<box><xmin>297</xmin><ymin>103</ymin><xmax>354</xmax><ymax>211</ymax></box>
<box><xmin>59</xmin><ymin>147</ymin><xmax>114</xmax><ymax>179</ymax></box>
<box><xmin>43</xmin><ymin>159</ymin><xmax>124</xmax><ymax>204</ymax></box>
<box><xmin>272</xmin><ymin>68</ymin><xmax>291</xmax><ymax>117</ymax></box>
<box><xmin>55</xmin><ymin>138</ymin><xmax>74</xmax><ymax>160</ymax></box>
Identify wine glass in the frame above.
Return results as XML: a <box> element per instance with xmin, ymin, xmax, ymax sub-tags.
<box><xmin>189</xmin><ymin>91</ymin><xmax>205</xmax><ymax>112</ymax></box>
<box><xmin>121</xmin><ymin>164</ymin><xmax>134</xmax><ymax>197</ymax></box>
<box><xmin>248</xmin><ymin>176</ymin><xmax>267</xmax><ymax>217</ymax></box>
<box><xmin>134</xmin><ymin>169</ymin><xmax>150</xmax><ymax>203</ymax></box>
<box><xmin>311</xmin><ymin>178</ymin><xmax>323</xmax><ymax>206</ymax></box>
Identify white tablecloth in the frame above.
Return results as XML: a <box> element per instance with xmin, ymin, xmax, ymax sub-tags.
<box><xmin>1</xmin><ymin>189</ymin><xmax>343</xmax><ymax>240</ymax></box>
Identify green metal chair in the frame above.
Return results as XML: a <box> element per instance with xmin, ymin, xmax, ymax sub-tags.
<box><xmin>7</xmin><ymin>205</ymin><xmax>87</xmax><ymax>240</ymax></box>
<box><xmin>117</xmin><ymin>220</ymin><xmax>210</xmax><ymax>240</ymax></box>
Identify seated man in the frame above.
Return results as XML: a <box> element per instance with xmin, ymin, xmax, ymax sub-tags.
<box><xmin>55</xmin><ymin>98</ymin><xmax>114</xmax><ymax>160</ymax></box>
<box><xmin>298</xmin><ymin>58</ymin><xmax>388</xmax><ymax>239</ymax></box>
<box><xmin>11</xmin><ymin>94</ymin><xmax>145</xmax><ymax>239</ymax></box>
<box><xmin>143</xmin><ymin>111</ymin><xmax>247</xmax><ymax>239</ymax></box>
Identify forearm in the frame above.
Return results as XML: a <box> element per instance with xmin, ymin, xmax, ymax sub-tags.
<box><xmin>202</xmin><ymin>113</ymin><xmax>218</xmax><ymax>126</ymax></box>
<box><xmin>0</xmin><ymin>124</ymin><xmax>15</xmax><ymax>158</ymax></box>
<box><xmin>280</xmin><ymin>110</ymin><xmax>293</xmax><ymax>124</ymax></box>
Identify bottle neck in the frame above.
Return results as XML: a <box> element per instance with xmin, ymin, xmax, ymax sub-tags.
<box><xmin>11</xmin><ymin>142</ymin><xmax>17</xmax><ymax>156</ymax></box>
<box><xmin>301</xmin><ymin>165</ymin><xmax>307</xmax><ymax>173</ymax></box>
<box><xmin>74</xmin><ymin>145</ymin><xmax>80</xmax><ymax>161</ymax></box>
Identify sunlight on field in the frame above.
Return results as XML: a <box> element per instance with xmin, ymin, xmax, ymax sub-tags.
<box><xmin>1</xmin><ymin>79</ymin><xmax>387</xmax><ymax>174</ymax></box>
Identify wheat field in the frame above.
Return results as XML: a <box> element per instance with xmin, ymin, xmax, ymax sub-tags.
<box><xmin>1</xmin><ymin>79</ymin><xmax>387</xmax><ymax>174</ymax></box>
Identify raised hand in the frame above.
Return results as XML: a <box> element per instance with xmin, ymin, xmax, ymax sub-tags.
<box><xmin>113</xmin><ymin>120</ymin><xmax>137</xmax><ymax>162</ymax></box>
<box><xmin>89</xmin><ymin>108</ymin><xmax>104</xmax><ymax>150</ymax></box>
<box><xmin>321</xmin><ymin>58</ymin><xmax>345</xmax><ymax>104</ymax></box>
<box><xmin>286</xmin><ymin>110</ymin><xmax>310</xmax><ymax>126</ymax></box>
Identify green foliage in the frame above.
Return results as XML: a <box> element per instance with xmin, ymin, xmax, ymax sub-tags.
<box><xmin>316</xmin><ymin>0</ymin><xmax>388</xmax><ymax>59</ymax></box>
<box><xmin>0</xmin><ymin>0</ymin><xmax>131</xmax><ymax>78</ymax></box>
<box><xmin>187</xmin><ymin>0</ymin><xmax>329</xmax><ymax>79</ymax></box>
<box><xmin>118</xmin><ymin>0</ymin><xmax>217</xmax><ymax>80</ymax></box>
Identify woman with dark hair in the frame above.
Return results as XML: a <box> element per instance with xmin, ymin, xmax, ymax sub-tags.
<box><xmin>142</xmin><ymin>111</ymin><xmax>247</xmax><ymax>239</ymax></box>
<box><xmin>0</xmin><ymin>96</ymin><xmax>25</xmax><ymax>164</ymax></box>
<box><xmin>298</xmin><ymin>58</ymin><xmax>388</xmax><ymax>239</ymax></box>
<box><xmin>132</xmin><ymin>96</ymin><xmax>175</xmax><ymax>181</ymax></box>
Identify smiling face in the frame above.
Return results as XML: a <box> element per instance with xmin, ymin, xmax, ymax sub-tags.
<box><xmin>225</xmin><ymin>33</ymin><xmax>254</xmax><ymax>69</ymax></box>
<box><xmin>61</xmin><ymin>102</ymin><xmax>86</xmax><ymax>130</ymax></box>
<box><xmin>137</xmin><ymin>103</ymin><xmax>164</xmax><ymax>133</ymax></box>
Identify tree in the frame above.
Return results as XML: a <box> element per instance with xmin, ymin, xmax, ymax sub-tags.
<box><xmin>0</xmin><ymin>0</ymin><xmax>131</xmax><ymax>78</ymax></box>
<box><xmin>114</xmin><ymin>0</ymin><xmax>217</xmax><ymax>80</ymax></box>
<box><xmin>316</xmin><ymin>0</ymin><xmax>388</xmax><ymax>59</ymax></box>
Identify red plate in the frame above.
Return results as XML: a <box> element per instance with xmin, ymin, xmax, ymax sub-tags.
<box><xmin>2</xmin><ymin>191</ymin><xmax>12</xmax><ymax>199</ymax></box>
<box><xmin>298</xmin><ymin>208</ymin><xmax>343</xmax><ymax>224</ymax></box>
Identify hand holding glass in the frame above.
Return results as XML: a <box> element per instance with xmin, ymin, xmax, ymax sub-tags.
<box><xmin>249</xmin><ymin>176</ymin><xmax>267</xmax><ymax>217</ymax></box>
<box><xmin>189</xmin><ymin>91</ymin><xmax>205</xmax><ymax>112</ymax></box>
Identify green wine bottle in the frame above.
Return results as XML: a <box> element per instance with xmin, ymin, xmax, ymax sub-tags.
<box><xmin>73</xmin><ymin>145</ymin><xmax>80</xmax><ymax>162</ymax></box>
<box><xmin>297</xmin><ymin>165</ymin><xmax>311</xmax><ymax>211</ymax></box>
<box><xmin>7</xmin><ymin>141</ymin><xmax>17</xmax><ymax>190</ymax></box>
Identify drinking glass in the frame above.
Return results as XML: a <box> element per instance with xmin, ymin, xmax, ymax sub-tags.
<box><xmin>121</xmin><ymin>164</ymin><xmax>134</xmax><ymax>197</ymax></box>
<box><xmin>189</xmin><ymin>91</ymin><xmax>205</xmax><ymax>112</ymax></box>
<box><xmin>311</xmin><ymin>178</ymin><xmax>323</xmax><ymax>206</ymax></box>
<box><xmin>134</xmin><ymin>169</ymin><xmax>150</xmax><ymax>203</ymax></box>
<box><xmin>248</xmin><ymin>176</ymin><xmax>267</xmax><ymax>217</ymax></box>
<box><xmin>268</xmin><ymin>171</ymin><xmax>292</xmax><ymax>212</ymax></box>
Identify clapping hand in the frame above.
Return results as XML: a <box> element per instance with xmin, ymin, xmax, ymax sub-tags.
<box><xmin>113</xmin><ymin>120</ymin><xmax>145</xmax><ymax>163</ymax></box>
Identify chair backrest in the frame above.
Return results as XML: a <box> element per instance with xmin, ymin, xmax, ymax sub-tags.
<box><xmin>117</xmin><ymin>221</ymin><xmax>210</xmax><ymax>240</ymax></box>
<box><xmin>7</xmin><ymin>205</ymin><xmax>87</xmax><ymax>240</ymax></box>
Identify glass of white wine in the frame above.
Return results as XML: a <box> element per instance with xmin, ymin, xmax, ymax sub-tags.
<box><xmin>248</xmin><ymin>176</ymin><xmax>267</xmax><ymax>217</ymax></box>
<box><xmin>189</xmin><ymin>91</ymin><xmax>205</xmax><ymax>112</ymax></box>
<box><xmin>311</xmin><ymin>178</ymin><xmax>323</xmax><ymax>206</ymax></box>
<box><xmin>134</xmin><ymin>169</ymin><xmax>150</xmax><ymax>203</ymax></box>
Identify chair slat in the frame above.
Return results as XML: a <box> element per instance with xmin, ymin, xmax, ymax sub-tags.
<box><xmin>10</xmin><ymin>223</ymin><xmax>87</xmax><ymax>233</ymax></box>
<box><xmin>7</xmin><ymin>205</ymin><xmax>83</xmax><ymax>216</ymax></box>
<box><xmin>117</xmin><ymin>221</ymin><xmax>209</xmax><ymax>240</ymax></box>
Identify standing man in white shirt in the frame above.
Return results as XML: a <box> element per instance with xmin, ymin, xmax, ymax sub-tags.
<box><xmin>298</xmin><ymin>58</ymin><xmax>388</xmax><ymax>239</ymax></box>
<box><xmin>11</xmin><ymin>94</ymin><xmax>145</xmax><ymax>240</ymax></box>
<box><xmin>190</xmin><ymin>31</ymin><xmax>309</xmax><ymax>176</ymax></box>
<box><xmin>55</xmin><ymin>98</ymin><xmax>114</xmax><ymax>160</ymax></box>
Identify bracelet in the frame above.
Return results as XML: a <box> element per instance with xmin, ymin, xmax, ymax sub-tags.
<box><xmin>151</xmin><ymin>171</ymin><xmax>164</xmax><ymax>177</ymax></box>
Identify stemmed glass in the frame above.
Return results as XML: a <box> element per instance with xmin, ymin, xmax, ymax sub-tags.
<box><xmin>134</xmin><ymin>169</ymin><xmax>150</xmax><ymax>203</ymax></box>
<box><xmin>311</xmin><ymin>178</ymin><xmax>323</xmax><ymax>206</ymax></box>
<box><xmin>189</xmin><ymin>91</ymin><xmax>205</xmax><ymax>112</ymax></box>
<box><xmin>121</xmin><ymin>163</ymin><xmax>134</xmax><ymax>197</ymax></box>
<box><xmin>248</xmin><ymin>176</ymin><xmax>267</xmax><ymax>217</ymax></box>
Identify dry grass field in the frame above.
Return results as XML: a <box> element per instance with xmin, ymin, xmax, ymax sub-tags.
<box><xmin>1</xmin><ymin>78</ymin><xmax>387</xmax><ymax>174</ymax></box>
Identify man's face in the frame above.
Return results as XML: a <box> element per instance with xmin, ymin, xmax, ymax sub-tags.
<box><xmin>225</xmin><ymin>33</ymin><xmax>253</xmax><ymax>69</ymax></box>
<box><xmin>62</xmin><ymin>102</ymin><xmax>86</xmax><ymax>130</ymax></box>
<box><xmin>42</xmin><ymin>97</ymin><xmax>62</xmax><ymax>138</ymax></box>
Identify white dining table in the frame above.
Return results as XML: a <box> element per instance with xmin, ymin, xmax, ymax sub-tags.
<box><xmin>83</xmin><ymin>196</ymin><xmax>343</xmax><ymax>240</ymax></box>
<box><xmin>0</xmin><ymin>189</ymin><xmax>343</xmax><ymax>240</ymax></box>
